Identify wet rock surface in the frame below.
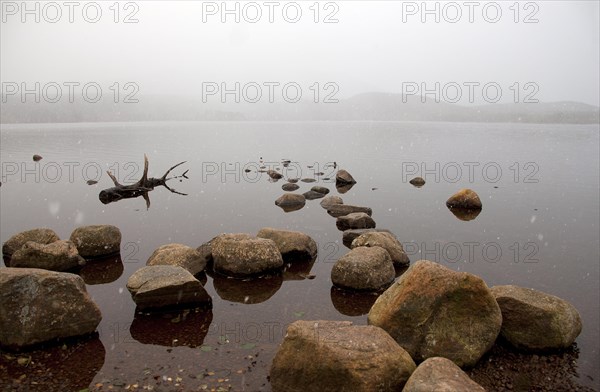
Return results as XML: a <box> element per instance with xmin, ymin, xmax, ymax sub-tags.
<box><xmin>342</xmin><ymin>228</ymin><xmax>392</xmax><ymax>247</ymax></box>
<box><xmin>335</xmin><ymin>169</ymin><xmax>356</xmax><ymax>185</ymax></box>
<box><xmin>446</xmin><ymin>188</ymin><xmax>483</xmax><ymax>210</ymax></box>
<box><xmin>0</xmin><ymin>268</ymin><xmax>102</xmax><ymax>349</ymax></box>
<box><xmin>70</xmin><ymin>225</ymin><xmax>122</xmax><ymax>258</ymax></box>
<box><xmin>327</xmin><ymin>204</ymin><xmax>373</xmax><ymax>218</ymax></box>
<box><xmin>336</xmin><ymin>212</ymin><xmax>376</xmax><ymax>231</ymax></box>
<box><xmin>275</xmin><ymin>193</ymin><xmax>306</xmax><ymax>212</ymax></box>
<box><xmin>320</xmin><ymin>195</ymin><xmax>343</xmax><ymax>209</ymax></box>
<box><xmin>211</xmin><ymin>234</ymin><xmax>283</xmax><ymax>277</ymax></box>
<box><xmin>404</xmin><ymin>357</ymin><xmax>486</xmax><ymax>392</ymax></box>
<box><xmin>331</xmin><ymin>246</ymin><xmax>395</xmax><ymax>291</ymax></box>
<box><xmin>351</xmin><ymin>231</ymin><xmax>410</xmax><ymax>266</ymax></box>
<box><xmin>2</xmin><ymin>228</ymin><xmax>60</xmax><ymax>257</ymax></box>
<box><xmin>491</xmin><ymin>285</ymin><xmax>582</xmax><ymax>351</ymax></box>
<box><xmin>257</xmin><ymin>228</ymin><xmax>317</xmax><ymax>262</ymax></box>
<box><xmin>126</xmin><ymin>265</ymin><xmax>211</xmax><ymax>310</ymax></box>
<box><xmin>146</xmin><ymin>243</ymin><xmax>207</xmax><ymax>276</ymax></box>
<box><xmin>270</xmin><ymin>320</ymin><xmax>416</xmax><ymax>392</ymax></box>
<box><xmin>10</xmin><ymin>240</ymin><xmax>85</xmax><ymax>272</ymax></box>
<box><xmin>368</xmin><ymin>260</ymin><xmax>502</xmax><ymax>367</ymax></box>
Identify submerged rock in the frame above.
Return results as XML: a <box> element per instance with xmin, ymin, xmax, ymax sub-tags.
<box><xmin>319</xmin><ymin>195</ymin><xmax>343</xmax><ymax>209</ymax></box>
<box><xmin>331</xmin><ymin>247</ymin><xmax>395</xmax><ymax>291</ymax></box>
<box><xmin>491</xmin><ymin>285</ymin><xmax>582</xmax><ymax>351</ymax></box>
<box><xmin>336</xmin><ymin>169</ymin><xmax>356</xmax><ymax>185</ymax></box>
<box><xmin>126</xmin><ymin>265</ymin><xmax>211</xmax><ymax>310</ymax></box>
<box><xmin>146</xmin><ymin>243</ymin><xmax>207</xmax><ymax>276</ymax></box>
<box><xmin>257</xmin><ymin>228</ymin><xmax>317</xmax><ymax>262</ymax></box>
<box><xmin>0</xmin><ymin>268</ymin><xmax>102</xmax><ymax>348</ymax></box>
<box><xmin>446</xmin><ymin>189</ymin><xmax>482</xmax><ymax>210</ymax></box>
<box><xmin>303</xmin><ymin>190</ymin><xmax>326</xmax><ymax>200</ymax></box>
<box><xmin>282</xmin><ymin>183</ymin><xmax>300</xmax><ymax>192</ymax></box>
<box><xmin>368</xmin><ymin>260</ymin><xmax>502</xmax><ymax>367</ymax></box>
<box><xmin>351</xmin><ymin>232</ymin><xmax>409</xmax><ymax>266</ymax></box>
<box><xmin>404</xmin><ymin>357</ymin><xmax>486</xmax><ymax>392</ymax></box>
<box><xmin>409</xmin><ymin>177</ymin><xmax>426</xmax><ymax>187</ymax></box>
<box><xmin>2</xmin><ymin>228</ymin><xmax>60</xmax><ymax>257</ymax></box>
<box><xmin>10</xmin><ymin>240</ymin><xmax>85</xmax><ymax>272</ymax></box>
<box><xmin>270</xmin><ymin>320</ymin><xmax>415</xmax><ymax>392</ymax></box>
<box><xmin>336</xmin><ymin>182</ymin><xmax>355</xmax><ymax>194</ymax></box>
<box><xmin>275</xmin><ymin>193</ymin><xmax>306</xmax><ymax>212</ymax></box>
<box><xmin>327</xmin><ymin>204</ymin><xmax>372</xmax><ymax>218</ymax></box>
<box><xmin>211</xmin><ymin>234</ymin><xmax>283</xmax><ymax>277</ymax></box>
<box><xmin>336</xmin><ymin>212</ymin><xmax>376</xmax><ymax>231</ymax></box>
<box><xmin>70</xmin><ymin>225</ymin><xmax>121</xmax><ymax>258</ymax></box>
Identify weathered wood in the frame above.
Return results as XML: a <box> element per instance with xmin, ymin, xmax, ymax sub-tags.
<box><xmin>99</xmin><ymin>155</ymin><xmax>187</xmax><ymax>209</ymax></box>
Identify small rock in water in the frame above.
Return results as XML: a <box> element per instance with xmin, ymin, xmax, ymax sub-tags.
<box><xmin>301</xmin><ymin>178</ymin><xmax>316</xmax><ymax>183</ymax></box>
<box><xmin>409</xmin><ymin>177</ymin><xmax>426</xmax><ymax>187</ymax></box>
<box><xmin>336</xmin><ymin>213</ymin><xmax>376</xmax><ymax>231</ymax></box>
<box><xmin>275</xmin><ymin>194</ymin><xmax>306</xmax><ymax>213</ymax></box>
<box><xmin>311</xmin><ymin>186</ymin><xmax>330</xmax><ymax>195</ymax></box>
<box><xmin>87</xmin><ymin>180</ymin><xmax>98</xmax><ymax>185</ymax></box>
<box><xmin>267</xmin><ymin>170</ymin><xmax>283</xmax><ymax>180</ymax></box>
<box><xmin>282</xmin><ymin>183</ymin><xmax>300</xmax><ymax>192</ymax></box>
<box><xmin>336</xmin><ymin>169</ymin><xmax>356</xmax><ymax>185</ymax></box>
<box><xmin>320</xmin><ymin>195</ymin><xmax>343</xmax><ymax>209</ymax></box>
<box><xmin>303</xmin><ymin>190</ymin><xmax>326</xmax><ymax>201</ymax></box>
<box><xmin>33</xmin><ymin>154</ymin><xmax>43</xmax><ymax>162</ymax></box>
<box><xmin>446</xmin><ymin>189</ymin><xmax>482</xmax><ymax>210</ymax></box>
<box><xmin>287</xmin><ymin>178</ymin><xmax>299</xmax><ymax>183</ymax></box>
<box><xmin>244</xmin><ymin>169</ymin><xmax>252</xmax><ymax>173</ymax></box>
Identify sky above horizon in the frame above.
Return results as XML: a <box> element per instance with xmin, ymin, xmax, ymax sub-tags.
<box><xmin>2</xmin><ymin>1</ymin><xmax>599</xmax><ymax>106</ymax></box>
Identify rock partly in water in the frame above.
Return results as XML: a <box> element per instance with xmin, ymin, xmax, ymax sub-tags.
<box><xmin>126</xmin><ymin>265</ymin><xmax>211</xmax><ymax>310</ymax></box>
<box><xmin>336</xmin><ymin>182</ymin><xmax>355</xmax><ymax>194</ymax></box>
<box><xmin>275</xmin><ymin>193</ymin><xmax>306</xmax><ymax>212</ymax></box>
<box><xmin>351</xmin><ymin>232</ymin><xmax>409</xmax><ymax>266</ymax></box>
<box><xmin>287</xmin><ymin>178</ymin><xmax>299</xmax><ymax>184</ymax></box>
<box><xmin>146</xmin><ymin>243</ymin><xmax>207</xmax><ymax>276</ymax></box>
<box><xmin>336</xmin><ymin>212</ymin><xmax>376</xmax><ymax>231</ymax></box>
<box><xmin>491</xmin><ymin>285</ymin><xmax>582</xmax><ymax>351</ymax></box>
<box><xmin>336</xmin><ymin>169</ymin><xmax>356</xmax><ymax>185</ymax></box>
<box><xmin>2</xmin><ymin>228</ymin><xmax>60</xmax><ymax>257</ymax></box>
<box><xmin>331</xmin><ymin>246</ymin><xmax>395</xmax><ymax>291</ymax></box>
<box><xmin>33</xmin><ymin>154</ymin><xmax>43</xmax><ymax>162</ymax></box>
<box><xmin>327</xmin><ymin>204</ymin><xmax>372</xmax><ymax>218</ymax></box>
<box><xmin>319</xmin><ymin>195</ymin><xmax>343</xmax><ymax>209</ymax></box>
<box><xmin>270</xmin><ymin>320</ymin><xmax>416</xmax><ymax>392</ymax></box>
<box><xmin>301</xmin><ymin>178</ymin><xmax>316</xmax><ymax>183</ymax></box>
<box><xmin>409</xmin><ymin>177</ymin><xmax>426</xmax><ymax>187</ymax></box>
<box><xmin>446</xmin><ymin>189</ymin><xmax>483</xmax><ymax>210</ymax></box>
<box><xmin>342</xmin><ymin>229</ymin><xmax>392</xmax><ymax>248</ymax></box>
<box><xmin>282</xmin><ymin>183</ymin><xmax>300</xmax><ymax>192</ymax></box>
<box><xmin>0</xmin><ymin>268</ymin><xmax>102</xmax><ymax>348</ymax></box>
<box><xmin>10</xmin><ymin>240</ymin><xmax>86</xmax><ymax>272</ymax></box>
<box><xmin>303</xmin><ymin>190</ymin><xmax>326</xmax><ymax>200</ymax></box>
<box><xmin>368</xmin><ymin>260</ymin><xmax>502</xmax><ymax>367</ymax></box>
<box><xmin>211</xmin><ymin>234</ymin><xmax>283</xmax><ymax>277</ymax></box>
<box><xmin>257</xmin><ymin>228</ymin><xmax>317</xmax><ymax>262</ymax></box>
<box><xmin>404</xmin><ymin>357</ymin><xmax>486</xmax><ymax>392</ymax></box>
<box><xmin>70</xmin><ymin>225</ymin><xmax>121</xmax><ymax>258</ymax></box>
<box><xmin>267</xmin><ymin>170</ymin><xmax>283</xmax><ymax>180</ymax></box>
<box><xmin>311</xmin><ymin>186</ymin><xmax>329</xmax><ymax>195</ymax></box>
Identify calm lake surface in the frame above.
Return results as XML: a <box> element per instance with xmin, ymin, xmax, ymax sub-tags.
<box><xmin>1</xmin><ymin>121</ymin><xmax>599</xmax><ymax>391</ymax></box>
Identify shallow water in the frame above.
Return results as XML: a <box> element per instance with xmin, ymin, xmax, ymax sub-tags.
<box><xmin>1</xmin><ymin>121</ymin><xmax>598</xmax><ymax>391</ymax></box>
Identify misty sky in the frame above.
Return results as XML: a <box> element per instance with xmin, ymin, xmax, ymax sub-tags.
<box><xmin>1</xmin><ymin>0</ymin><xmax>599</xmax><ymax>105</ymax></box>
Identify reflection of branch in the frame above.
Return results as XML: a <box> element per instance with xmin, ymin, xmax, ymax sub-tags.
<box><xmin>162</xmin><ymin>161</ymin><xmax>187</xmax><ymax>181</ymax></box>
<box><xmin>142</xmin><ymin>192</ymin><xmax>151</xmax><ymax>210</ymax></box>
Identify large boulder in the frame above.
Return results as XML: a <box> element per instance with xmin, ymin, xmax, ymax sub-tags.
<box><xmin>332</xmin><ymin>247</ymin><xmax>395</xmax><ymax>291</ymax></box>
<box><xmin>491</xmin><ymin>285</ymin><xmax>582</xmax><ymax>351</ymax></box>
<box><xmin>126</xmin><ymin>265</ymin><xmax>211</xmax><ymax>310</ymax></box>
<box><xmin>404</xmin><ymin>357</ymin><xmax>486</xmax><ymax>392</ymax></box>
<box><xmin>368</xmin><ymin>260</ymin><xmax>502</xmax><ymax>367</ymax></box>
<box><xmin>146</xmin><ymin>243</ymin><xmax>207</xmax><ymax>275</ymax></box>
<box><xmin>336</xmin><ymin>169</ymin><xmax>356</xmax><ymax>185</ymax></box>
<box><xmin>70</xmin><ymin>225</ymin><xmax>121</xmax><ymax>258</ymax></box>
<box><xmin>320</xmin><ymin>195</ymin><xmax>343</xmax><ymax>209</ymax></box>
<box><xmin>10</xmin><ymin>240</ymin><xmax>85</xmax><ymax>272</ymax></box>
<box><xmin>2</xmin><ymin>228</ymin><xmax>60</xmax><ymax>257</ymax></box>
<box><xmin>326</xmin><ymin>204</ymin><xmax>372</xmax><ymax>218</ymax></box>
<box><xmin>270</xmin><ymin>320</ymin><xmax>415</xmax><ymax>392</ymax></box>
<box><xmin>336</xmin><ymin>213</ymin><xmax>376</xmax><ymax>231</ymax></box>
<box><xmin>211</xmin><ymin>234</ymin><xmax>283</xmax><ymax>277</ymax></box>
<box><xmin>257</xmin><ymin>228</ymin><xmax>317</xmax><ymax>261</ymax></box>
<box><xmin>446</xmin><ymin>189</ymin><xmax>482</xmax><ymax>210</ymax></box>
<box><xmin>351</xmin><ymin>232</ymin><xmax>409</xmax><ymax>266</ymax></box>
<box><xmin>0</xmin><ymin>268</ymin><xmax>102</xmax><ymax>348</ymax></box>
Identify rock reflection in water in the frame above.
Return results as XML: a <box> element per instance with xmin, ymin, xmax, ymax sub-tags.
<box><xmin>282</xmin><ymin>257</ymin><xmax>316</xmax><ymax>281</ymax></box>
<box><xmin>336</xmin><ymin>182</ymin><xmax>355</xmax><ymax>194</ymax></box>
<box><xmin>447</xmin><ymin>207</ymin><xmax>482</xmax><ymax>221</ymax></box>
<box><xmin>330</xmin><ymin>286</ymin><xmax>379</xmax><ymax>316</ymax></box>
<box><xmin>0</xmin><ymin>334</ymin><xmax>105</xmax><ymax>391</ymax></box>
<box><xmin>130</xmin><ymin>306</ymin><xmax>213</xmax><ymax>348</ymax></box>
<box><xmin>78</xmin><ymin>254</ymin><xmax>124</xmax><ymax>285</ymax></box>
<box><xmin>211</xmin><ymin>273</ymin><xmax>283</xmax><ymax>304</ymax></box>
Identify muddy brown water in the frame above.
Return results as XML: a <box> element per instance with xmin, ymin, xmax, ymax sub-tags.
<box><xmin>1</xmin><ymin>121</ymin><xmax>598</xmax><ymax>391</ymax></box>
